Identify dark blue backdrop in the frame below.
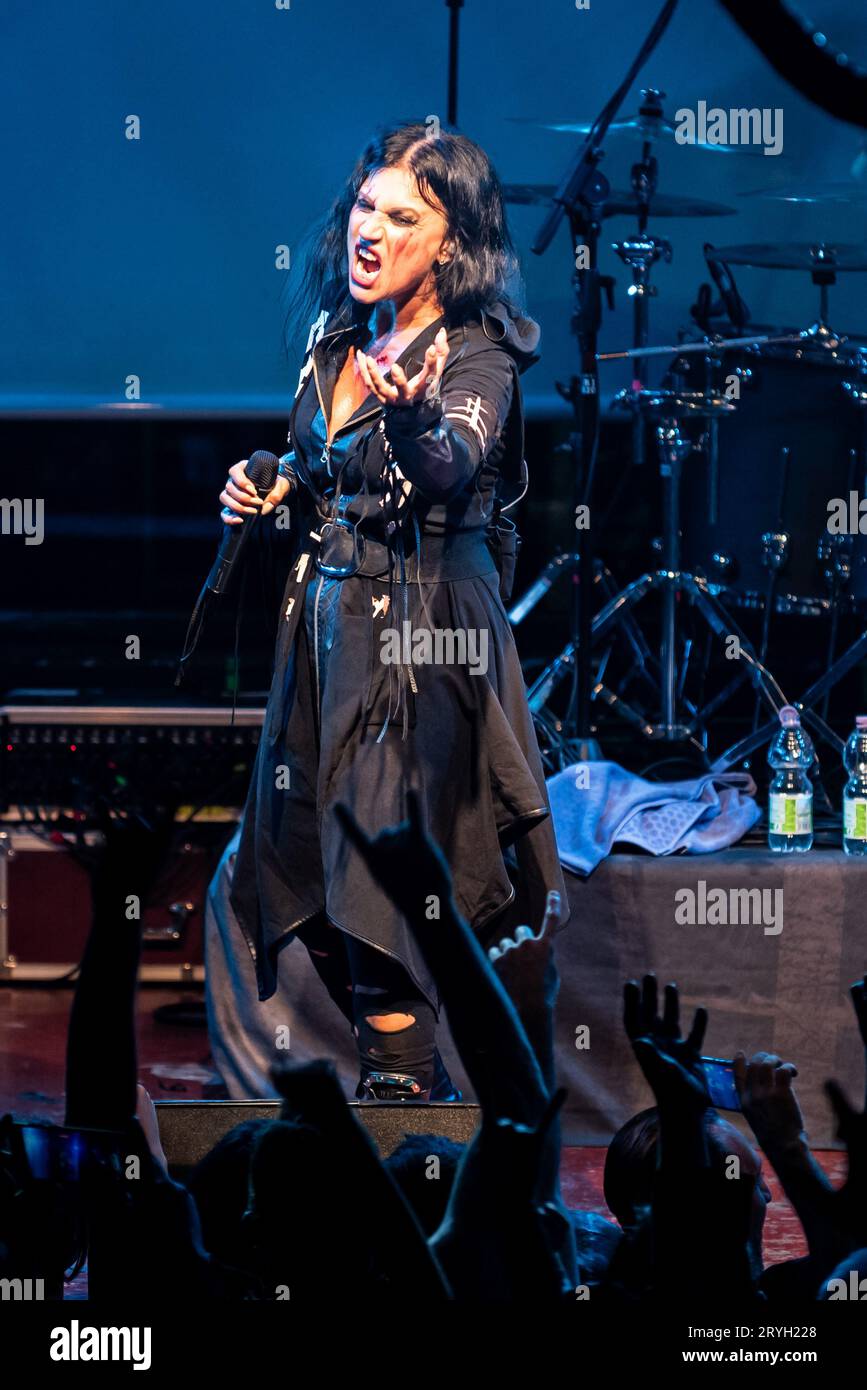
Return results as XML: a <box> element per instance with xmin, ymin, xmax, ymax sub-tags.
<box><xmin>3</xmin><ymin>0</ymin><xmax>867</xmax><ymax>412</ymax></box>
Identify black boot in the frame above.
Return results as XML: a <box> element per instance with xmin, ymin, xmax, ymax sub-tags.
<box><xmin>355</xmin><ymin>1049</ymin><xmax>462</xmax><ymax>1103</ymax></box>
<box><xmin>355</xmin><ymin>1069</ymin><xmax>426</xmax><ymax>1101</ymax></box>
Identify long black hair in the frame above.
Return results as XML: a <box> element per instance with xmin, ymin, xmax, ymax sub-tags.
<box><xmin>283</xmin><ymin>120</ymin><xmax>520</xmax><ymax>353</ymax></box>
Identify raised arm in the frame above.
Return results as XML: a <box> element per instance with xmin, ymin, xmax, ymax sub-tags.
<box><xmin>65</xmin><ymin>805</ymin><xmax>175</xmax><ymax>1129</ymax></box>
<box><xmin>359</xmin><ymin>334</ymin><xmax>517</xmax><ymax>503</ymax></box>
<box><xmin>623</xmin><ymin>975</ymin><xmax>759</xmax><ymax>1299</ymax></box>
<box><xmin>334</xmin><ymin>793</ymin><xmax>578</xmax><ymax>1297</ymax></box>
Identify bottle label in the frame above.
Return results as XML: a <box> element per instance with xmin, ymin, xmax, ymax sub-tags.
<box><xmin>845</xmin><ymin>798</ymin><xmax>867</xmax><ymax>840</ymax></box>
<box><xmin>769</xmin><ymin>792</ymin><xmax>812</xmax><ymax>835</ymax></box>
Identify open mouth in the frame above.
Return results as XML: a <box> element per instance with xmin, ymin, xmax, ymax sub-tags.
<box><xmin>352</xmin><ymin>243</ymin><xmax>382</xmax><ymax>286</ymax></box>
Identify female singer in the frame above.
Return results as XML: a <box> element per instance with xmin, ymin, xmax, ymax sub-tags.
<box><xmin>220</xmin><ymin>121</ymin><xmax>568</xmax><ymax>1101</ymax></box>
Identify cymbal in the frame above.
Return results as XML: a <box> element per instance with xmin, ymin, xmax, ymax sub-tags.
<box><xmin>507</xmin><ymin>113</ymin><xmax>753</xmax><ymax>155</ymax></box>
<box><xmin>502</xmin><ymin>183</ymin><xmax>736</xmax><ymax>219</ymax></box>
<box><xmin>740</xmin><ymin>181</ymin><xmax>867</xmax><ymax>205</ymax></box>
<box><xmin>706</xmin><ymin>243</ymin><xmax>867</xmax><ymax>271</ymax></box>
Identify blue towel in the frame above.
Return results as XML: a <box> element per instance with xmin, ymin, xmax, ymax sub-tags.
<box><xmin>548</xmin><ymin>761</ymin><xmax>761</xmax><ymax>875</ymax></box>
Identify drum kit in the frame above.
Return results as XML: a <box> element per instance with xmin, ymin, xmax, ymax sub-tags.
<box><xmin>506</xmin><ymin>89</ymin><xmax>867</xmax><ymax>777</ymax></box>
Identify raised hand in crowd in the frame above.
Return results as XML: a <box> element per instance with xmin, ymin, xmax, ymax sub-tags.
<box><xmin>824</xmin><ymin>1074</ymin><xmax>867</xmax><ymax>1254</ymax></box>
<box><xmin>623</xmin><ymin>974</ymin><xmax>711</xmax><ymax>1128</ymax></box>
<box><xmin>265</xmin><ymin>1057</ymin><xmax>450</xmax><ymax>1300</ymax></box>
<box><xmin>63</xmin><ymin>797</ymin><xmax>251</xmax><ymax>1299</ymax></box>
<box><xmin>336</xmin><ymin>792</ymin><xmax>578</xmax><ymax>1298</ymax></box>
<box><xmin>66</xmin><ymin>801</ymin><xmax>178</xmax><ymax>1131</ymax></box>
<box><xmin>622</xmin><ymin>974</ymin><xmax>758</xmax><ymax>1300</ymax></box>
<box><xmin>849</xmin><ymin>974</ymin><xmax>867</xmax><ymax>1106</ymax></box>
<box><xmin>733</xmin><ymin>1050</ymin><xmax>850</xmax><ymax>1298</ymax></box>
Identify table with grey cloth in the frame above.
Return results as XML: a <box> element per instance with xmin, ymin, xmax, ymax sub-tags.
<box><xmin>205</xmin><ymin>831</ymin><xmax>867</xmax><ymax>1147</ymax></box>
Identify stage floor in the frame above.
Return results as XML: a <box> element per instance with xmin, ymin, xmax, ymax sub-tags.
<box><xmin>0</xmin><ymin>982</ymin><xmax>846</xmax><ymax>1271</ymax></box>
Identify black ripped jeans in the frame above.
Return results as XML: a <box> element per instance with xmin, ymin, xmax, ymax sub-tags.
<box><xmin>295</xmin><ymin>918</ymin><xmax>438</xmax><ymax>1092</ymax></box>
<box><xmin>296</xmin><ymin>913</ymin><xmax>561</xmax><ymax>1107</ymax></box>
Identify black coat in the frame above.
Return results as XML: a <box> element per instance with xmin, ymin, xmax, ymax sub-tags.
<box><xmin>230</xmin><ymin>283</ymin><xmax>569</xmax><ymax>1005</ymax></box>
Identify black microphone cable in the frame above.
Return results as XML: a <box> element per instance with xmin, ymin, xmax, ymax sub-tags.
<box><xmin>175</xmin><ymin>449</ymin><xmax>280</xmax><ymax>686</ymax></box>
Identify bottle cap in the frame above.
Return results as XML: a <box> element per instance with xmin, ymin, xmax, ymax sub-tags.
<box><xmin>857</xmin><ymin>716</ymin><xmax>867</xmax><ymax>731</ymax></box>
<box><xmin>779</xmin><ymin>705</ymin><xmax>800</xmax><ymax>727</ymax></box>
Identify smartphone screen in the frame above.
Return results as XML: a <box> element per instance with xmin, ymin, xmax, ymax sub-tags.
<box><xmin>18</xmin><ymin>1124</ymin><xmax>126</xmax><ymax>1183</ymax></box>
<box><xmin>700</xmin><ymin>1057</ymin><xmax>741</xmax><ymax>1112</ymax></box>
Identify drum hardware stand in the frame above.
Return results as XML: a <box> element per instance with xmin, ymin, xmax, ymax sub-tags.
<box><xmin>812</xmin><ymin>386</ymin><xmax>867</xmax><ymax>726</ymax></box>
<box><xmin>711</xmin><ymin>367</ymin><xmax>867</xmax><ymax>781</ymax></box>
<box><xmin>521</xmin><ymin>556</ymin><xmax>661</xmax><ymax>715</ymax></box>
<box><xmin>703</xmin><ymin>242</ymin><xmax>858</xmax><ymax>360</ymax></box>
<box><xmin>526</xmin><ymin>83</ymin><xmax>682</xmax><ymax>756</ymax></box>
<box><xmin>711</xmin><ymin>644</ymin><xmax>857</xmax><ymax>773</ymax></box>
<box><xmin>802</xmin><ymin>255</ymin><xmax>845</xmax><ymax>354</ymax></box>
<box><xmin>709</xmin><ymin>377</ymin><xmax>867</xmax><ymax>777</ymax></box>
<box><xmin>520</xmin><ymin>196</ymin><xmax>670</xmax><ymax>748</ymax></box>
<box><xmin>513</xmin><ymin>548</ymin><xmax>659</xmax><ymax>665</ymax></box>
<box><xmin>611</xmin><ymin>94</ymin><xmax>673</xmax><ymax>464</ymax></box>
<box><xmin>509</xmin><ymin>550</ymin><xmax>594</xmax><ymax>627</ymax></box>
<box><xmin>528</xmin><ymin>2</ymin><xmax>681</xmax><ymax>766</ymax></box>
<box><xmin>748</xmin><ymin>445</ymin><xmax>792</xmax><ymax>733</ymax></box>
<box><xmin>814</xmin><ymin>438</ymin><xmax>862</xmax><ymax>723</ymax></box>
<box><xmin>816</xmin><ymin>531</ymin><xmax>853</xmax><ymax>725</ymax></box>
<box><xmin>749</xmin><ymin>525</ymin><xmax>789</xmax><ymax>731</ymax></box>
<box><xmin>565</xmin><ymin>392</ymin><xmax>796</xmax><ymax>744</ymax></box>
<box><xmin>511</xmin><ymin>549</ymin><xmax>654</xmax><ymax>675</ymax></box>
<box><xmin>530</xmin><ymin>159</ymin><xmax>614</xmax><ymax>765</ymax></box>
<box><xmin>612</xmin><ymin>227</ymin><xmax>672</xmax><ymax>460</ymax></box>
<box><xmin>597</xmin><ymin>333</ymin><xmax>804</xmax><ymax>364</ymax></box>
<box><xmin>559</xmin><ymin>332</ymin><xmax>805</xmax><ymax>750</ymax></box>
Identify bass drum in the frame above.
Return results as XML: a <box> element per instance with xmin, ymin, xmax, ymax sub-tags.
<box><xmin>677</xmin><ymin>339</ymin><xmax>867</xmax><ymax>614</ymax></box>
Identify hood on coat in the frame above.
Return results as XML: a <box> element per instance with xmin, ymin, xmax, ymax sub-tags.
<box><xmin>476</xmin><ymin>300</ymin><xmax>541</xmax><ymax>373</ymax></box>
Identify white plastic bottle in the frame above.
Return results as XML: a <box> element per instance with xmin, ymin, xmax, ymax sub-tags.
<box><xmin>843</xmin><ymin>715</ymin><xmax>867</xmax><ymax>856</ymax></box>
<box><xmin>767</xmin><ymin>705</ymin><xmax>814</xmax><ymax>853</ymax></box>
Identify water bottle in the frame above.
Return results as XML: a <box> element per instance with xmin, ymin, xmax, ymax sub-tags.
<box><xmin>767</xmin><ymin>705</ymin><xmax>814</xmax><ymax>852</ymax></box>
<box><xmin>843</xmin><ymin>715</ymin><xmax>867</xmax><ymax>856</ymax></box>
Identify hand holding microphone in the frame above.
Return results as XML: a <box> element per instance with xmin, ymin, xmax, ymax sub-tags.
<box><xmin>177</xmin><ymin>448</ymin><xmax>295</xmax><ymax>681</ymax></box>
<box><xmin>219</xmin><ymin>452</ymin><xmax>293</xmax><ymax>525</ymax></box>
<box><xmin>208</xmin><ymin>449</ymin><xmax>289</xmax><ymax>596</ymax></box>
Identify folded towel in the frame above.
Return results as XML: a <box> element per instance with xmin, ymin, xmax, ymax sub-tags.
<box><xmin>548</xmin><ymin>761</ymin><xmax>761</xmax><ymax>875</ymax></box>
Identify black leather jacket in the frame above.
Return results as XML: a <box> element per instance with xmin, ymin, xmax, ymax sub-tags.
<box><xmin>281</xmin><ymin>281</ymin><xmax>540</xmax><ymax>577</ymax></box>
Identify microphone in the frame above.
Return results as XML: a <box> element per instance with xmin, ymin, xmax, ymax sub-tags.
<box><xmin>206</xmin><ymin>449</ymin><xmax>279</xmax><ymax>595</ymax></box>
<box><xmin>704</xmin><ymin>245</ymin><xmax>749</xmax><ymax>332</ymax></box>
<box><xmin>175</xmin><ymin>449</ymin><xmax>280</xmax><ymax>686</ymax></box>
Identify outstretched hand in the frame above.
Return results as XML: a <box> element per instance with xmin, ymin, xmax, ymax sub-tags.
<box><xmin>356</xmin><ymin>327</ymin><xmax>449</xmax><ymax>408</ymax></box>
<box><xmin>86</xmin><ymin>799</ymin><xmax>178</xmax><ymax>915</ymax></box>
<box><xmin>488</xmin><ymin>889</ymin><xmax>561</xmax><ymax>963</ymax></box>
<box><xmin>623</xmin><ymin>974</ymin><xmax>711</xmax><ymax>1115</ymax></box>
<box><xmin>734</xmin><ymin>1051</ymin><xmax>803</xmax><ymax>1149</ymax></box>
<box><xmin>334</xmin><ymin>789</ymin><xmax>454</xmax><ymax>925</ymax></box>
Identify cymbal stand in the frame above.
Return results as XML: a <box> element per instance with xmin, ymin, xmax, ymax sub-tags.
<box><xmin>618</xmin><ymin>91</ymin><xmax>672</xmax><ymax>414</ymax></box>
<box><xmin>521</xmin><ymin>97</ymin><xmax>677</xmax><ymax>744</ymax></box>
<box><xmin>525</xmin><ymin>0</ymin><xmax>682</xmax><ymax>760</ymax></box>
<box><xmin>565</xmin><ymin>393</ymin><xmax>794</xmax><ymax>746</ymax></box>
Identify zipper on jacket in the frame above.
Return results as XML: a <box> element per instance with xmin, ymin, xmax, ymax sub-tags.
<box><xmin>310</xmin><ymin>344</ymin><xmax>384</xmax><ymax>470</ymax></box>
<box><xmin>312</xmin><ymin>570</ymin><xmax>325</xmax><ymax>722</ymax></box>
